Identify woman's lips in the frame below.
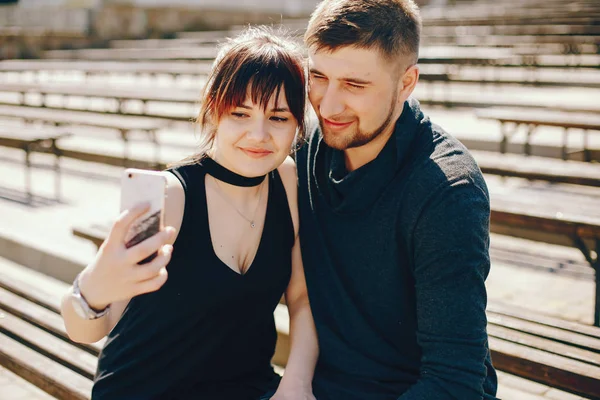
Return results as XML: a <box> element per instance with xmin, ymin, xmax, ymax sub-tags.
<box><xmin>241</xmin><ymin>148</ymin><xmax>273</xmax><ymax>158</ymax></box>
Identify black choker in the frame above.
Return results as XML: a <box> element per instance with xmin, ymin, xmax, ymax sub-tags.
<box><xmin>202</xmin><ymin>157</ymin><xmax>266</xmax><ymax>187</ymax></box>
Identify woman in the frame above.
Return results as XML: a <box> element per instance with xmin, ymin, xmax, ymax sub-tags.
<box><xmin>60</xmin><ymin>27</ymin><xmax>318</xmax><ymax>400</ymax></box>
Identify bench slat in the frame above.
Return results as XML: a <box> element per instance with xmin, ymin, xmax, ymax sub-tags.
<box><xmin>0</xmin><ymin>287</ymin><xmax>102</xmax><ymax>356</ymax></box>
<box><xmin>477</xmin><ymin>108</ymin><xmax>600</xmax><ymax>131</ymax></box>
<box><xmin>0</xmin><ymin>125</ymin><xmax>70</xmax><ymax>143</ymax></box>
<box><xmin>0</xmin><ymin>364</ymin><xmax>58</xmax><ymax>400</ymax></box>
<box><xmin>0</xmin><ymin>333</ymin><xmax>92</xmax><ymax>400</ymax></box>
<box><xmin>488</xmin><ymin>301</ymin><xmax>600</xmax><ymax>340</ymax></box>
<box><xmin>490</xmin><ymin>336</ymin><xmax>600</xmax><ymax>399</ymax></box>
<box><xmin>0</xmin><ymin>60</ymin><xmax>213</xmax><ymax>75</ymax></box>
<box><xmin>0</xmin><ymin>83</ymin><xmax>200</xmax><ymax>104</ymax></box>
<box><xmin>0</xmin><ymin>259</ymin><xmax>68</xmax><ymax>313</ymax></box>
<box><xmin>0</xmin><ymin>105</ymin><xmax>163</xmax><ymax>131</ymax></box>
<box><xmin>488</xmin><ymin>312</ymin><xmax>600</xmax><ymax>353</ymax></box>
<box><xmin>0</xmin><ymin>310</ymin><xmax>97</xmax><ymax>379</ymax></box>
<box><xmin>473</xmin><ymin>150</ymin><xmax>600</xmax><ymax>188</ymax></box>
<box><xmin>487</xmin><ymin>323</ymin><xmax>600</xmax><ymax>367</ymax></box>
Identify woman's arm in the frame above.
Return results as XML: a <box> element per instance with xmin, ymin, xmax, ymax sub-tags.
<box><xmin>61</xmin><ymin>172</ymin><xmax>185</xmax><ymax>344</ymax></box>
<box><xmin>273</xmin><ymin>158</ymin><xmax>319</xmax><ymax>398</ymax></box>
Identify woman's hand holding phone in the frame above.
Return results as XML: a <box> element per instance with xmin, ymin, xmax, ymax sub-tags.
<box><xmin>78</xmin><ymin>203</ymin><xmax>176</xmax><ymax>311</ymax></box>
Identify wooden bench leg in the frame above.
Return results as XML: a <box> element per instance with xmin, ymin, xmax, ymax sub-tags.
<box><xmin>23</xmin><ymin>147</ymin><xmax>32</xmax><ymax>204</ymax></box>
<box><xmin>594</xmin><ymin>238</ymin><xmax>600</xmax><ymax>328</ymax></box>
<box><xmin>583</xmin><ymin>130</ymin><xmax>590</xmax><ymax>162</ymax></box>
<box><xmin>562</xmin><ymin>128</ymin><xmax>569</xmax><ymax>160</ymax></box>
<box><xmin>118</xmin><ymin>99</ymin><xmax>126</xmax><ymax>115</ymax></box>
<box><xmin>120</xmin><ymin>130</ymin><xmax>129</xmax><ymax>167</ymax></box>
<box><xmin>149</xmin><ymin>129</ymin><xmax>160</xmax><ymax>169</ymax></box>
<box><xmin>51</xmin><ymin>139</ymin><xmax>62</xmax><ymax>203</ymax></box>
<box><xmin>500</xmin><ymin>122</ymin><xmax>519</xmax><ymax>155</ymax></box>
<box><xmin>571</xmin><ymin>234</ymin><xmax>600</xmax><ymax>326</ymax></box>
<box><xmin>500</xmin><ymin>122</ymin><xmax>509</xmax><ymax>154</ymax></box>
<box><xmin>525</xmin><ymin>124</ymin><xmax>536</xmax><ymax>156</ymax></box>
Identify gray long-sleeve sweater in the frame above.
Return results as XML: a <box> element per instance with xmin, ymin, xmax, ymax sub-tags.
<box><xmin>296</xmin><ymin>98</ymin><xmax>499</xmax><ymax>400</ymax></box>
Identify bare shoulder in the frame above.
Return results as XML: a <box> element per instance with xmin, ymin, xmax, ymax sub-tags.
<box><xmin>276</xmin><ymin>156</ymin><xmax>299</xmax><ymax>237</ymax></box>
<box><xmin>162</xmin><ymin>171</ymin><xmax>186</xmax><ymax>244</ymax></box>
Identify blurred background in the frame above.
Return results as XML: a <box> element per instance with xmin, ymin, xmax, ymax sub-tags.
<box><xmin>0</xmin><ymin>0</ymin><xmax>599</xmax><ymax>399</ymax></box>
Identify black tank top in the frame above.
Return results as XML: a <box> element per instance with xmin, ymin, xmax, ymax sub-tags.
<box><xmin>93</xmin><ymin>161</ymin><xmax>294</xmax><ymax>400</ymax></box>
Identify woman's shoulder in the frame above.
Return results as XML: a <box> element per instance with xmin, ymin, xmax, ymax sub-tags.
<box><xmin>276</xmin><ymin>156</ymin><xmax>299</xmax><ymax>238</ymax></box>
<box><xmin>162</xmin><ymin>169</ymin><xmax>188</xmax><ymax>245</ymax></box>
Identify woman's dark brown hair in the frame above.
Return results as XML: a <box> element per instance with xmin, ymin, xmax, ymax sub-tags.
<box><xmin>174</xmin><ymin>26</ymin><xmax>306</xmax><ymax>167</ymax></box>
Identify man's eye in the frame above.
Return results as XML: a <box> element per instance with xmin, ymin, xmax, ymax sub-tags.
<box><xmin>270</xmin><ymin>116</ymin><xmax>289</xmax><ymax>122</ymax></box>
<box><xmin>348</xmin><ymin>83</ymin><xmax>365</xmax><ymax>89</ymax></box>
<box><xmin>312</xmin><ymin>74</ymin><xmax>326</xmax><ymax>80</ymax></box>
<box><xmin>232</xmin><ymin>112</ymin><xmax>248</xmax><ymax>118</ymax></box>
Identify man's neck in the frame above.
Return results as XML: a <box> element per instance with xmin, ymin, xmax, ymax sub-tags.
<box><xmin>343</xmin><ymin>125</ymin><xmax>396</xmax><ymax>172</ymax></box>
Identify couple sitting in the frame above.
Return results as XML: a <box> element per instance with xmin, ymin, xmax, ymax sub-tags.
<box><xmin>61</xmin><ymin>1</ymin><xmax>499</xmax><ymax>399</ymax></box>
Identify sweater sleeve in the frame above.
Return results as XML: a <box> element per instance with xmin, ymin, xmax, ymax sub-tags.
<box><xmin>398</xmin><ymin>178</ymin><xmax>493</xmax><ymax>400</ymax></box>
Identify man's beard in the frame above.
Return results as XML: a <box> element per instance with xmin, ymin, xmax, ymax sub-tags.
<box><xmin>320</xmin><ymin>91</ymin><xmax>398</xmax><ymax>151</ymax></box>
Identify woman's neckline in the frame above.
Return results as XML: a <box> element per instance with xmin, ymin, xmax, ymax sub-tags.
<box><xmin>202</xmin><ymin>157</ymin><xmax>266</xmax><ymax>187</ymax></box>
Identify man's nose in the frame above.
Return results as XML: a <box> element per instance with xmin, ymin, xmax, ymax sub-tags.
<box><xmin>319</xmin><ymin>84</ymin><xmax>345</xmax><ymax>119</ymax></box>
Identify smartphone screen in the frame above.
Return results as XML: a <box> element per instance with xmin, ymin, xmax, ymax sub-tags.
<box><xmin>120</xmin><ymin>169</ymin><xmax>166</xmax><ymax>264</ymax></box>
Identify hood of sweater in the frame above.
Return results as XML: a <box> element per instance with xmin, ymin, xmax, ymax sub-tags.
<box><xmin>312</xmin><ymin>97</ymin><xmax>426</xmax><ymax>214</ymax></box>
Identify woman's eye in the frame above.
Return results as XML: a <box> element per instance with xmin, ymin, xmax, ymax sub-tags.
<box><xmin>231</xmin><ymin>112</ymin><xmax>248</xmax><ymax>118</ymax></box>
<box><xmin>270</xmin><ymin>116</ymin><xmax>288</xmax><ymax>123</ymax></box>
<box><xmin>311</xmin><ymin>74</ymin><xmax>326</xmax><ymax>80</ymax></box>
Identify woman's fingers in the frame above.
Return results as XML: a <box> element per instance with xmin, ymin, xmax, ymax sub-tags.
<box><xmin>134</xmin><ymin>267</ymin><xmax>169</xmax><ymax>295</ymax></box>
<box><xmin>125</xmin><ymin>227</ymin><xmax>174</xmax><ymax>264</ymax></box>
<box><xmin>108</xmin><ymin>203</ymin><xmax>150</xmax><ymax>246</ymax></box>
<box><xmin>131</xmin><ymin>245</ymin><xmax>173</xmax><ymax>282</ymax></box>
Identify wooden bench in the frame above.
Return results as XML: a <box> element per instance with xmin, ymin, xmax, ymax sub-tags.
<box><xmin>44</xmin><ymin>47</ymin><xmax>219</xmax><ymax>62</ymax></box>
<box><xmin>0</xmin><ymin>257</ymin><xmax>289</xmax><ymax>400</ymax></box>
<box><xmin>175</xmin><ymin>30</ymin><xmax>232</xmax><ymax>41</ymax></box>
<box><xmin>422</xmin><ymin>34</ymin><xmax>600</xmax><ymax>56</ymax></box>
<box><xmin>109</xmin><ymin>37</ymin><xmax>222</xmax><ymax>49</ymax></box>
<box><xmin>0</xmin><ymin>60</ymin><xmax>213</xmax><ymax>80</ymax></box>
<box><xmin>476</xmin><ymin>108</ymin><xmax>600</xmax><ymax>161</ymax></box>
<box><xmin>485</xmin><ymin>301</ymin><xmax>600</xmax><ymax>399</ymax></box>
<box><xmin>0</xmin><ymin>364</ymin><xmax>57</xmax><ymax>400</ymax></box>
<box><xmin>472</xmin><ymin>150</ymin><xmax>600</xmax><ymax>187</ymax></box>
<box><xmin>420</xmin><ymin>72</ymin><xmax>600</xmax><ymax>89</ymax></box>
<box><xmin>490</xmin><ymin>196</ymin><xmax>600</xmax><ymax>326</ymax></box>
<box><xmin>0</xmin><ymin>125</ymin><xmax>70</xmax><ymax>202</ymax></box>
<box><xmin>424</xmin><ymin>23</ymin><xmax>600</xmax><ymax>37</ymax></box>
<box><xmin>0</xmin><ymin>82</ymin><xmax>200</xmax><ymax>117</ymax></box>
<box><xmin>0</xmin><ymin>258</ymin><xmax>100</xmax><ymax>399</ymax></box>
<box><xmin>0</xmin><ymin>105</ymin><xmax>166</xmax><ymax>166</ymax></box>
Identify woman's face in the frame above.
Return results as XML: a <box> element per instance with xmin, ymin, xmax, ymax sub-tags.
<box><xmin>210</xmin><ymin>87</ymin><xmax>298</xmax><ymax>177</ymax></box>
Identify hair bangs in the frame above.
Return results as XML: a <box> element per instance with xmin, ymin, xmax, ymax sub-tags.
<box><xmin>216</xmin><ymin>47</ymin><xmax>295</xmax><ymax>117</ymax></box>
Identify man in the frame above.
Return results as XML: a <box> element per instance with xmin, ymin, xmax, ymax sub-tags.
<box><xmin>296</xmin><ymin>0</ymin><xmax>499</xmax><ymax>399</ymax></box>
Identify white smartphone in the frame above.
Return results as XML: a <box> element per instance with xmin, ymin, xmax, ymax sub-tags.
<box><xmin>120</xmin><ymin>168</ymin><xmax>167</xmax><ymax>264</ymax></box>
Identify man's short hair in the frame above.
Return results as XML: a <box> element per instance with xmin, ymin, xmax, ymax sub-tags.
<box><xmin>304</xmin><ymin>0</ymin><xmax>422</xmax><ymax>66</ymax></box>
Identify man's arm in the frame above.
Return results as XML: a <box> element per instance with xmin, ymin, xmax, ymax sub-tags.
<box><xmin>399</xmin><ymin>177</ymin><xmax>495</xmax><ymax>400</ymax></box>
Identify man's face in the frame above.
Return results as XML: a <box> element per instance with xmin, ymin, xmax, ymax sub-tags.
<box><xmin>308</xmin><ymin>46</ymin><xmax>405</xmax><ymax>151</ymax></box>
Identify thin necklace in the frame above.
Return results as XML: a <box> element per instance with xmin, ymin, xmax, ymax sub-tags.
<box><xmin>212</xmin><ymin>177</ymin><xmax>265</xmax><ymax>228</ymax></box>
